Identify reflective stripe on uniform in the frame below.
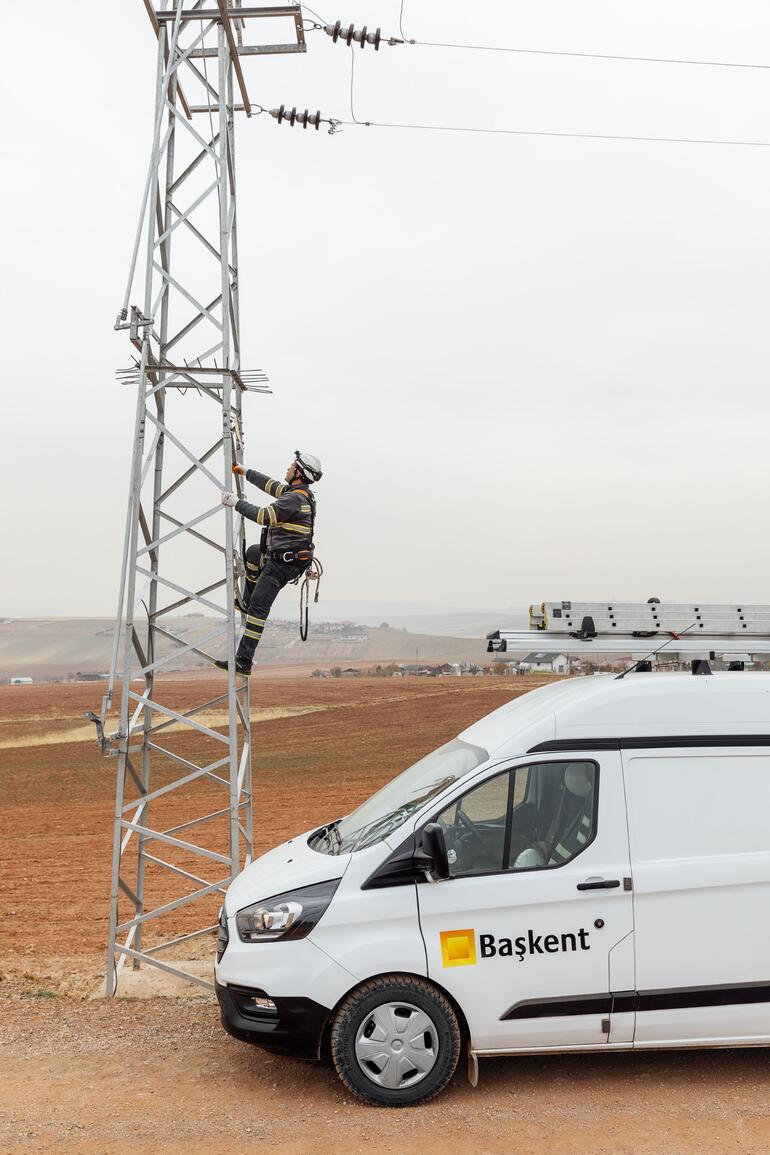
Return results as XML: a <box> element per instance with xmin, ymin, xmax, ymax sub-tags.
<box><xmin>246</xmin><ymin>616</ymin><xmax>266</xmax><ymax>626</ymax></box>
<box><xmin>244</xmin><ymin>628</ymin><xmax>263</xmax><ymax>640</ymax></box>
<box><xmin>275</xmin><ymin>522</ymin><xmax>311</xmax><ymax>535</ymax></box>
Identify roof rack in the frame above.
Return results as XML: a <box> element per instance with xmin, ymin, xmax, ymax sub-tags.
<box><xmin>487</xmin><ymin>600</ymin><xmax>770</xmax><ymax>660</ymax></box>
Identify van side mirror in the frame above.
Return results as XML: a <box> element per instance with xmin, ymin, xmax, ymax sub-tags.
<box><xmin>420</xmin><ymin>823</ymin><xmax>450</xmax><ymax>882</ymax></box>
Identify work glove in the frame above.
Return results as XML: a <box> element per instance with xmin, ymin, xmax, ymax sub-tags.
<box><xmin>232</xmin><ymin>463</ymin><xmax>245</xmax><ymax>476</ymax></box>
<box><xmin>221</xmin><ymin>490</ymin><xmax>239</xmax><ymax>508</ymax></box>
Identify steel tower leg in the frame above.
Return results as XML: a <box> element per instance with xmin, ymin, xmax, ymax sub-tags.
<box><xmin>101</xmin><ymin>2</ymin><xmax>295</xmax><ymax>994</ymax></box>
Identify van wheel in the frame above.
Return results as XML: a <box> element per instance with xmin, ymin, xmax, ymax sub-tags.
<box><xmin>331</xmin><ymin>975</ymin><xmax>461</xmax><ymax>1107</ymax></box>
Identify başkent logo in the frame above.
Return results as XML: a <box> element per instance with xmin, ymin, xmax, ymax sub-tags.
<box><xmin>440</xmin><ymin>927</ymin><xmax>591</xmax><ymax>966</ymax></box>
<box><xmin>440</xmin><ymin>929</ymin><xmax>477</xmax><ymax>968</ymax></box>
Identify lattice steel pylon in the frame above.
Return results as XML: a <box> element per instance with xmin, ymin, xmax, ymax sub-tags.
<box><xmin>95</xmin><ymin>2</ymin><xmax>306</xmax><ymax>995</ymax></box>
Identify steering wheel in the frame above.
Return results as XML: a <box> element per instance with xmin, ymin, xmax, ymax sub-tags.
<box><xmin>457</xmin><ymin>809</ymin><xmax>484</xmax><ymax>847</ymax></box>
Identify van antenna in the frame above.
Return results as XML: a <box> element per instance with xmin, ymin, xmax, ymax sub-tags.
<box><xmin>615</xmin><ymin>620</ymin><xmax>698</xmax><ymax>679</ymax></box>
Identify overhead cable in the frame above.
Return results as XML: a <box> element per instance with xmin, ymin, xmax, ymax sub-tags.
<box><xmin>409</xmin><ymin>38</ymin><xmax>770</xmax><ymax>72</ymax></box>
<box><xmin>398</xmin><ymin>0</ymin><xmax>407</xmax><ymax>42</ymax></box>
<box><xmin>383</xmin><ymin>1</ymin><xmax>770</xmax><ymax>71</ymax></box>
<box><xmin>304</xmin><ymin>7</ymin><xmax>770</xmax><ymax>73</ymax></box>
<box><xmin>342</xmin><ymin>118</ymin><xmax>770</xmax><ymax>148</ymax></box>
<box><xmin>301</xmin><ymin>2</ymin><xmax>329</xmax><ymax>27</ymax></box>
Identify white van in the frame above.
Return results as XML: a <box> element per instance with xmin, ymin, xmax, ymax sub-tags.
<box><xmin>215</xmin><ymin>672</ymin><xmax>770</xmax><ymax>1105</ymax></box>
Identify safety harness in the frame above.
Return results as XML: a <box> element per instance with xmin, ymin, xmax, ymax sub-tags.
<box><xmin>288</xmin><ymin>484</ymin><xmax>322</xmax><ymax>641</ymax></box>
<box><xmin>238</xmin><ymin>478</ymin><xmax>323</xmax><ymax>639</ymax></box>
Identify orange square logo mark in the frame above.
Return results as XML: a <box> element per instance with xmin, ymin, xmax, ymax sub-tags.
<box><xmin>440</xmin><ymin>928</ymin><xmax>477</xmax><ymax>968</ymax></box>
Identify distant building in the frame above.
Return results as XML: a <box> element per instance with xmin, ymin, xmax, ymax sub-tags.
<box><xmin>10</xmin><ymin>676</ymin><xmax>32</xmax><ymax>685</ymax></box>
<box><xmin>75</xmin><ymin>671</ymin><xmax>109</xmax><ymax>682</ymax></box>
<box><xmin>520</xmin><ymin>652</ymin><xmax>569</xmax><ymax>675</ymax></box>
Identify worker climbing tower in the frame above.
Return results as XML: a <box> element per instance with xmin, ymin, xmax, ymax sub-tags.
<box><xmin>96</xmin><ymin>2</ymin><xmax>307</xmax><ymax>994</ymax></box>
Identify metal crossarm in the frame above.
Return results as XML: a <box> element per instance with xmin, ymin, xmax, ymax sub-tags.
<box><xmin>98</xmin><ymin>1</ymin><xmax>305</xmax><ymax>997</ymax></box>
<box><xmin>487</xmin><ymin>600</ymin><xmax>770</xmax><ymax>660</ymax></box>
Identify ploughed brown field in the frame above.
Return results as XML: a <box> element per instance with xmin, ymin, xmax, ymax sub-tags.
<box><xmin>3</xmin><ymin>676</ymin><xmax>769</xmax><ymax>1153</ymax></box>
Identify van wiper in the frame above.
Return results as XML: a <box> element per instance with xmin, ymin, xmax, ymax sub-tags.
<box><xmin>350</xmin><ymin>805</ymin><xmax>412</xmax><ymax>851</ymax></box>
<box><xmin>314</xmin><ymin>819</ymin><xmax>342</xmax><ymax>854</ymax></box>
<box><xmin>329</xmin><ymin>822</ymin><xmax>342</xmax><ymax>853</ymax></box>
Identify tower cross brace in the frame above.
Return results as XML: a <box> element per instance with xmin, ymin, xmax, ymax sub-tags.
<box><xmin>100</xmin><ymin>1</ymin><xmax>304</xmax><ymax>994</ymax></box>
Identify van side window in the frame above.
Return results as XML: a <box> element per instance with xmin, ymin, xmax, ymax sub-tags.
<box><xmin>434</xmin><ymin>761</ymin><xmax>598</xmax><ymax>877</ymax></box>
<box><xmin>509</xmin><ymin>761</ymin><xmax>597</xmax><ymax>871</ymax></box>
<box><xmin>436</xmin><ymin>771</ymin><xmax>511</xmax><ymax>875</ymax></box>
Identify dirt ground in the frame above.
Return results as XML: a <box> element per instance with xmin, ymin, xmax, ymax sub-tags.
<box><xmin>2</xmin><ymin>676</ymin><xmax>770</xmax><ymax>1153</ymax></box>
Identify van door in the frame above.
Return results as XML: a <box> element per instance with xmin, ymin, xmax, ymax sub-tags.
<box><xmin>416</xmin><ymin>753</ymin><xmax>635</xmax><ymax>1052</ymax></box>
<box><xmin>623</xmin><ymin>748</ymin><xmax>770</xmax><ymax>1047</ymax></box>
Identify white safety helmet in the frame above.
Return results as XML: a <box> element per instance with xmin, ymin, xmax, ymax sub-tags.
<box><xmin>294</xmin><ymin>450</ymin><xmax>323</xmax><ymax>482</ymax></box>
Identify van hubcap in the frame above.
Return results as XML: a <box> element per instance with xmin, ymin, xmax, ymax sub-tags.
<box><xmin>354</xmin><ymin>1001</ymin><xmax>439</xmax><ymax>1089</ymax></box>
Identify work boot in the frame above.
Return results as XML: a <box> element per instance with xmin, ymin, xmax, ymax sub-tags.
<box><xmin>212</xmin><ymin>658</ymin><xmax>252</xmax><ymax>677</ymax></box>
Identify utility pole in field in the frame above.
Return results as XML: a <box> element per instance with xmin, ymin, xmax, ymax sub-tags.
<box><xmin>94</xmin><ymin>1</ymin><xmax>306</xmax><ymax>995</ymax></box>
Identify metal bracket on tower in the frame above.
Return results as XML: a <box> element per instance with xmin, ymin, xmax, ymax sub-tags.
<box><xmin>114</xmin><ymin>305</ymin><xmax>154</xmax><ymax>341</ymax></box>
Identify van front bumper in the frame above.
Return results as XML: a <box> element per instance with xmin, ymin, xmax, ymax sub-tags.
<box><xmin>215</xmin><ymin>979</ymin><xmax>331</xmax><ymax>1060</ymax></box>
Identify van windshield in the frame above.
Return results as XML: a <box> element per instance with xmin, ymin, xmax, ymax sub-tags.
<box><xmin>309</xmin><ymin>738</ymin><xmax>489</xmax><ymax>855</ymax></box>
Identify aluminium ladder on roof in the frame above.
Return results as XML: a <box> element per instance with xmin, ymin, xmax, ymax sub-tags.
<box><xmin>531</xmin><ymin>602</ymin><xmax>770</xmax><ymax>636</ymax></box>
<box><xmin>487</xmin><ymin>600</ymin><xmax>770</xmax><ymax>658</ymax></box>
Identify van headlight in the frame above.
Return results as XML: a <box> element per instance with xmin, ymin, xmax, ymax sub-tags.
<box><xmin>235</xmin><ymin>878</ymin><xmax>341</xmax><ymax>943</ymax></box>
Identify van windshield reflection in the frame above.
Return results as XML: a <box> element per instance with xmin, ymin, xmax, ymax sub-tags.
<box><xmin>309</xmin><ymin>739</ymin><xmax>488</xmax><ymax>855</ymax></box>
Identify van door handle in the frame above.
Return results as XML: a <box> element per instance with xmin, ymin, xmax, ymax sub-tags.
<box><xmin>576</xmin><ymin>878</ymin><xmax>621</xmax><ymax>891</ymax></box>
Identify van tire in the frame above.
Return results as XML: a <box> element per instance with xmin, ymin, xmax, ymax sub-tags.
<box><xmin>330</xmin><ymin>975</ymin><xmax>462</xmax><ymax>1107</ymax></box>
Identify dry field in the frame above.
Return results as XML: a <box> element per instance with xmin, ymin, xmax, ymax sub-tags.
<box><xmin>2</xmin><ymin>676</ymin><xmax>769</xmax><ymax>1153</ymax></box>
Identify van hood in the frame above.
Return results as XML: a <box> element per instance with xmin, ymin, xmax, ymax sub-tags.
<box><xmin>224</xmin><ymin>826</ymin><xmax>352</xmax><ymax>916</ymax></box>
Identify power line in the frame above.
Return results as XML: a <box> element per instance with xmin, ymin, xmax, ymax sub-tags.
<box><xmin>387</xmin><ymin>0</ymin><xmax>770</xmax><ymax>71</ymax></box>
<box><xmin>342</xmin><ymin>118</ymin><xmax>770</xmax><ymax>147</ymax></box>
<box><xmin>398</xmin><ymin>0</ymin><xmax>408</xmax><ymax>42</ymax></box>
<box><xmin>301</xmin><ymin>3</ymin><xmax>329</xmax><ymax>27</ymax></box>
<box><xmin>349</xmin><ymin>48</ymin><xmax>362</xmax><ymax>123</ymax></box>
<box><xmin>302</xmin><ymin>6</ymin><xmax>770</xmax><ymax>73</ymax></box>
<box><xmin>409</xmin><ymin>38</ymin><xmax>770</xmax><ymax>72</ymax></box>
<box><xmin>300</xmin><ymin>5</ymin><xmax>770</xmax><ymax>147</ymax></box>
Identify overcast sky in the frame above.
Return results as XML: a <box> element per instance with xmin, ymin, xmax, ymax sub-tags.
<box><xmin>2</xmin><ymin>1</ymin><xmax>770</xmax><ymax>620</ymax></box>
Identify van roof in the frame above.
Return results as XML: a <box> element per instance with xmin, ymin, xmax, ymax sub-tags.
<box><xmin>458</xmin><ymin>672</ymin><xmax>770</xmax><ymax>759</ymax></box>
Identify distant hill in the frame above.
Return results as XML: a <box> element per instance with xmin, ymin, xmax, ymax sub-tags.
<box><xmin>308</xmin><ymin>603</ymin><xmax>529</xmax><ymax>637</ymax></box>
<box><xmin>349</xmin><ymin>610</ymin><xmax>529</xmax><ymax>638</ymax></box>
<box><xmin>0</xmin><ymin>617</ymin><xmax>493</xmax><ymax>681</ymax></box>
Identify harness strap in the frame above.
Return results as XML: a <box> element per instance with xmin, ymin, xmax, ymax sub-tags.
<box><xmin>299</xmin><ymin>556</ymin><xmax>323</xmax><ymax>642</ymax></box>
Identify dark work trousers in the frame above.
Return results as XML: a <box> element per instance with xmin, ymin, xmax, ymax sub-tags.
<box><xmin>237</xmin><ymin>544</ymin><xmax>308</xmax><ymax>669</ymax></box>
